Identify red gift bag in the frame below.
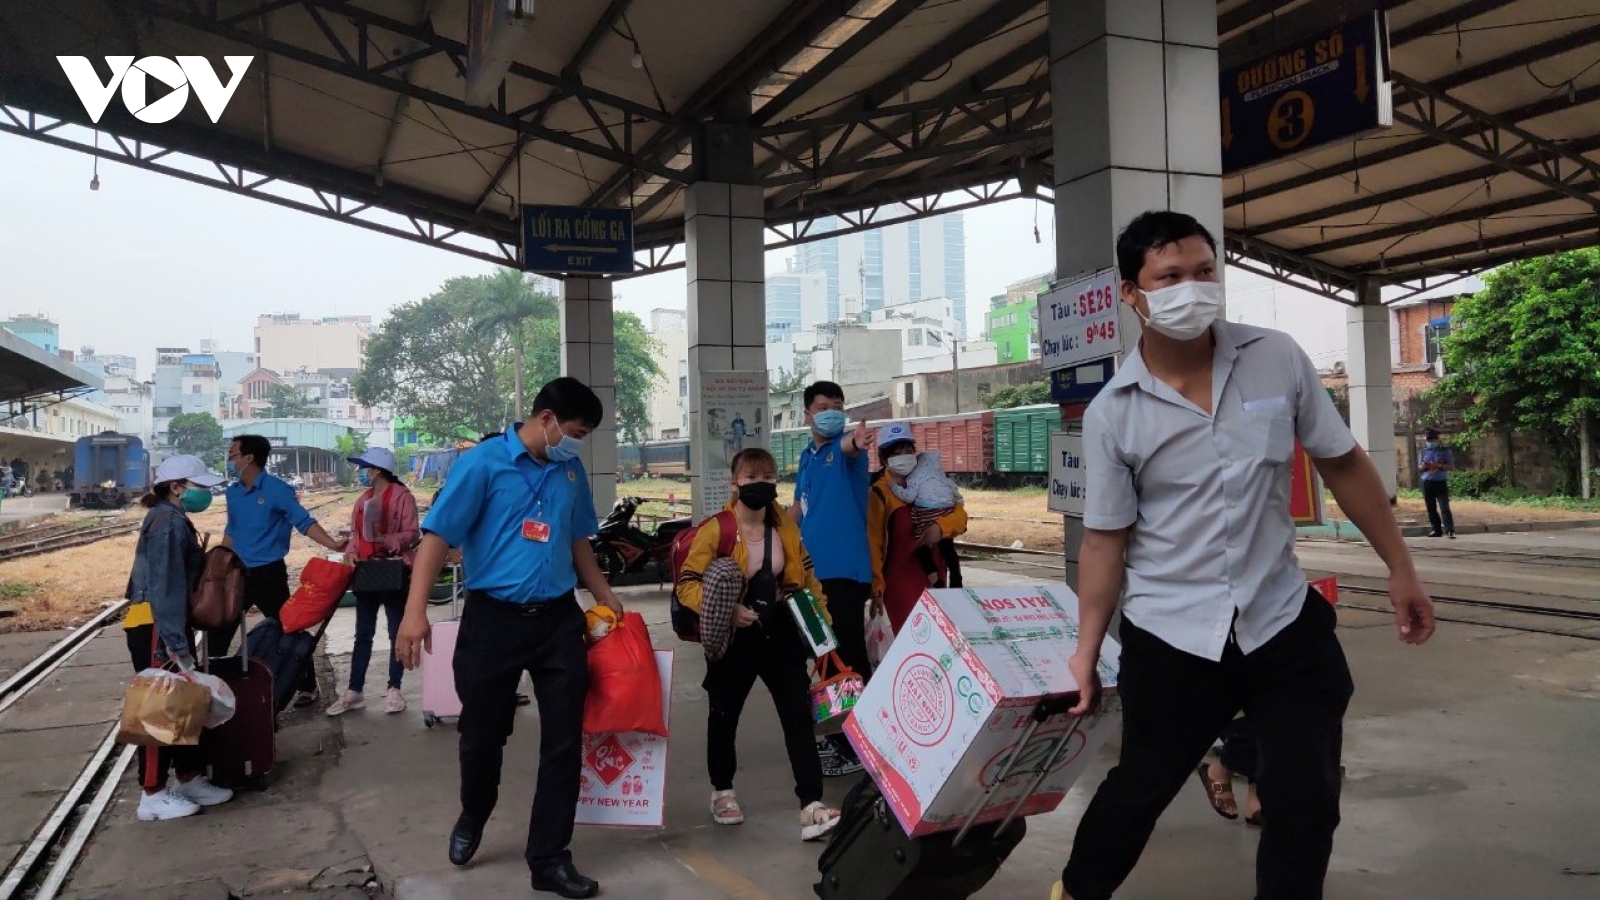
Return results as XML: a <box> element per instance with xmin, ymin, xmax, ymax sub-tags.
<box><xmin>280</xmin><ymin>558</ymin><xmax>354</xmax><ymax>633</ymax></box>
<box><xmin>583</xmin><ymin>612</ymin><xmax>668</xmax><ymax>736</ymax></box>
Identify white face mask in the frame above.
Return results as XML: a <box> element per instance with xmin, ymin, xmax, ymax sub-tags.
<box><xmin>1141</xmin><ymin>280</ymin><xmax>1222</xmax><ymax>341</ymax></box>
<box><xmin>886</xmin><ymin>455</ymin><xmax>917</xmax><ymax>476</ymax></box>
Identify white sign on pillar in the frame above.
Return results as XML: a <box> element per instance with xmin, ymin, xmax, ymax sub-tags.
<box><xmin>696</xmin><ymin>371</ymin><xmax>768</xmax><ymax>512</ymax></box>
<box><xmin>1048</xmin><ymin>431</ymin><xmax>1087</xmax><ymax>518</ymax></box>
<box><xmin>1038</xmin><ymin>267</ymin><xmax>1122</xmax><ymax>373</ymax></box>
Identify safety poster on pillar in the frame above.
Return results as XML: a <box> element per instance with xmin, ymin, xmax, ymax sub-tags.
<box><xmin>699</xmin><ymin>371</ymin><xmax>768</xmax><ymax>512</ymax></box>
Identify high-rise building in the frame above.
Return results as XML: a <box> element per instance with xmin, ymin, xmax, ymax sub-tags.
<box><xmin>764</xmin><ymin>264</ymin><xmax>829</xmax><ymax>344</ymax></box>
<box><xmin>645</xmin><ymin>309</ymin><xmax>689</xmax><ymax>441</ymax></box>
<box><xmin>795</xmin><ymin>212</ymin><xmax>967</xmax><ymax>331</ymax></box>
<box><xmin>254</xmin><ymin>314</ymin><xmax>372</xmax><ymax>374</ymax></box>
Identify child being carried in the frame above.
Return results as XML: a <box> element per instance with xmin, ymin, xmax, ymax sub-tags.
<box><xmin>888</xmin><ymin>450</ymin><xmax>963</xmax><ymax>585</ymax></box>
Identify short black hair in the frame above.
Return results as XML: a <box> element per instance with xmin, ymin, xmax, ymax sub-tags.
<box><xmin>803</xmin><ymin>380</ymin><xmax>845</xmax><ymax>409</ymax></box>
<box><xmin>232</xmin><ymin>434</ymin><xmax>273</xmax><ymax>470</ymax></box>
<box><xmin>532</xmin><ymin>377</ymin><xmax>604</xmax><ymax>428</ymax></box>
<box><xmin>1424</xmin><ymin>428</ymin><xmax>1441</xmax><ymax>440</ymax></box>
<box><xmin>1116</xmin><ymin>211</ymin><xmax>1218</xmax><ymax>284</ymax></box>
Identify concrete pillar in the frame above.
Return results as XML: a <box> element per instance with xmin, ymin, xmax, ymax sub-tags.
<box><xmin>560</xmin><ymin>276</ymin><xmax>618</xmax><ymax>519</ymax></box>
<box><xmin>1347</xmin><ymin>280</ymin><xmax>1397</xmax><ymax>501</ymax></box>
<box><xmin>1050</xmin><ymin>0</ymin><xmax>1222</xmax><ymax>585</ymax></box>
<box><xmin>685</xmin><ymin>181</ymin><xmax>767</xmax><ymax>521</ymax></box>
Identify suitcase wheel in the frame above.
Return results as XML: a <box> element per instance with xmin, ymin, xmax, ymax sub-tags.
<box><xmin>423</xmin><ymin>713</ymin><xmax>438</xmax><ymax>728</ymax></box>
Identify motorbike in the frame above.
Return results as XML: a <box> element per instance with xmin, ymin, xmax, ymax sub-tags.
<box><xmin>0</xmin><ymin>468</ymin><xmax>33</xmax><ymax>498</ymax></box>
<box><xmin>589</xmin><ymin>496</ymin><xmax>692</xmax><ymax>583</ymax></box>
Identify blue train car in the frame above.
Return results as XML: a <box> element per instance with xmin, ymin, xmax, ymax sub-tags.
<box><xmin>70</xmin><ymin>432</ymin><xmax>150</xmax><ymax>508</ymax></box>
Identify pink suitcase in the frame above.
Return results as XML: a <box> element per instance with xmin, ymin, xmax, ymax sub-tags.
<box><xmin>421</xmin><ymin>565</ymin><xmax>463</xmax><ymax>728</ymax></box>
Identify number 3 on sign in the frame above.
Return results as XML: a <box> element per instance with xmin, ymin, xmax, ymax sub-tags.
<box><xmin>1086</xmin><ymin>319</ymin><xmax>1116</xmax><ymax>344</ymax></box>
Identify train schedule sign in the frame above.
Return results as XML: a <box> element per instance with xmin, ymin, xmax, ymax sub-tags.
<box><xmin>1221</xmin><ymin>12</ymin><xmax>1391</xmax><ymax>174</ymax></box>
<box><xmin>522</xmin><ymin>205</ymin><xmax>635</xmax><ymax>275</ymax></box>
<box><xmin>1048</xmin><ymin>431</ymin><xmax>1086</xmax><ymax>518</ymax></box>
<box><xmin>1039</xmin><ymin>267</ymin><xmax>1121</xmax><ymax>374</ymax></box>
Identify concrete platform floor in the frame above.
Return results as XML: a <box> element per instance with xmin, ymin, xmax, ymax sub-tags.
<box><xmin>47</xmin><ymin>543</ymin><xmax>1600</xmax><ymax>900</ymax></box>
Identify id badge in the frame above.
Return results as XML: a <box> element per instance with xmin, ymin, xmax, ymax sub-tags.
<box><xmin>522</xmin><ymin>519</ymin><xmax>551</xmax><ymax>542</ymax></box>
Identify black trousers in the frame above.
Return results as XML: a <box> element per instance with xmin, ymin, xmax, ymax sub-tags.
<box><xmin>1219</xmin><ymin>717</ymin><xmax>1261</xmax><ymax>783</ymax></box>
<box><xmin>126</xmin><ymin>625</ymin><xmax>201</xmax><ymax>791</ymax></box>
<box><xmin>820</xmin><ymin>578</ymin><xmax>872</xmax><ymax>759</ymax></box>
<box><xmin>1422</xmin><ymin>479</ymin><xmax>1455</xmax><ymax>534</ymax></box>
<box><xmin>454</xmin><ymin>592</ymin><xmax>589</xmax><ymax>869</ymax></box>
<box><xmin>1061</xmin><ymin>590</ymin><xmax>1353</xmax><ymax>900</ymax></box>
<box><xmin>207</xmin><ymin>559</ymin><xmax>316</xmax><ymax>692</ymax></box>
<box><xmin>704</xmin><ymin>619</ymin><xmax>825</xmax><ymax>806</ymax></box>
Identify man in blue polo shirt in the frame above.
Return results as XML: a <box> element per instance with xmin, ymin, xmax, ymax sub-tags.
<box><xmin>395</xmin><ymin>377</ymin><xmax>622</xmax><ymax>900</ymax></box>
<box><xmin>218</xmin><ymin>434</ymin><xmax>348</xmax><ymax>704</ymax></box>
<box><xmin>791</xmin><ymin>380</ymin><xmax>875</xmax><ymax>777</ymax></box>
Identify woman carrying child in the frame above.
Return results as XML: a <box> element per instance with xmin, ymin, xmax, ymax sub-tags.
<box><xmin>868</xmin><ymin>422</ymin><xmax>971</xmax><ymax>633</ymax></box>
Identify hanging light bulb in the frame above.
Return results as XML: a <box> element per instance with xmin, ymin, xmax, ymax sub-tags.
<box><xmin>90</xmin><ymin>173</ymin><xmax>100</xmax><ymax>191</ymax></box>
<box><xmin>631</xmin><ymin>47</ymin><xmax>643</xmax><ymax>69</ymax></box>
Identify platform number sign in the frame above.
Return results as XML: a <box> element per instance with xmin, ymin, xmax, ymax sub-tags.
<box><xmin>1220</xmin><ymin>12</ymin><xmax>1391</xmax><ymax>174</ymax></box>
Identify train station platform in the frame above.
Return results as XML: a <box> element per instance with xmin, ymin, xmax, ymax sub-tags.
<box><xmin>48</xmin><ymin>541</ymin><xmax>1599</xmax><ymax>900</ymax></box>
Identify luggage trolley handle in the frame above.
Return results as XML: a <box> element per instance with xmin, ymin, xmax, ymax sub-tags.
<box><xmin>951</xmin><ymin>694</ymin><xmax>1085</xmax><ymax>848</ymax></box>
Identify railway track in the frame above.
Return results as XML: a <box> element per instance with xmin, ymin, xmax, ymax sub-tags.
<box><xmin>0</xmin><ymin>600</ymin><xmax>134</xmax><ymax>900</ymax></box>
<box><xmin>0</xmin><ymin>521</ymin><xmax>141</xmax><ymax>563</ymax></box>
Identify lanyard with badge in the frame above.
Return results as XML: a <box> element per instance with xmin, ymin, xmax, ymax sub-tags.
<box><xmin>513</xmin><ymin>457</ymin><xmax>558</xmax><ymax>543</ymax></box>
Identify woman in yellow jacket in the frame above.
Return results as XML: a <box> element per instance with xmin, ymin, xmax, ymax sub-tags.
<box><xmin>675</xmin><ymin>447</ymin><xmax>841</xmax><ymax>842</ymax></box>
<box><xmin>867</xmin><ymin>422</ymin><xmax>970</xmax><ymax>634</ymax></box>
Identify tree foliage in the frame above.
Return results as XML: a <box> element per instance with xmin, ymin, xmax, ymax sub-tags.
<box><xmin>261</xmin><ymin>384</ymin><xmax>317</xmax><ymax>419</ymax></box>
<box><xmin>167</xmin><ymin>412</ymin><xmax>224</xmax><ymax>468</ymax></box>
<box><xmin>1432</xmin><ymin>249</ymin><xmax>1600</xmax><ymax>494</ymax></box>
<box><xmin>771</xmin><ymin>357</ymin><xmax>813</xmax><ymax>395</ymax></box>
<box><xmin>357</xmin><ymin>273</ymin><xmax>665</xmax><ymax>447</ymax></box>
<box><xmin>982</xmin><ymin>381</ymin><xmax>1053</xmax><ymax>409</ymax></box>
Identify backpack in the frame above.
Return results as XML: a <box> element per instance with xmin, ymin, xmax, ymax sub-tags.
<box><xmin>190</xmin><ymin>545</ymin><xmax>246</xmax><ymax>630</ymax></box>
<box><xmin>668</xmin><ymin>510</ymin><xmax>737</xmax><ymax>642</ymax></box>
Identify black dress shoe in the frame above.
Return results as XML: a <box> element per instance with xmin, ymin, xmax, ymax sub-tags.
<box><xmin>530</xmin><ymin>859</ymin><xmax>599</xmax><ymax>898</ymax></box>
<box><xmin>448</xmin><ymin>816</ymin><xmax>482</xmax><ymax>866</ymax></box>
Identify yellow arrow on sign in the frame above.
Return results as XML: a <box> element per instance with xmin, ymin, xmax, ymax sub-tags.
<box><xmin>1355</xmin><ymin>44</ymin><xmax>1370</xmax><ymax>103</ymax></box>
<box><xmin>1221</xmin><ymin>97</ymin><xmax>1233</xmax><ymax>150</ymax></box>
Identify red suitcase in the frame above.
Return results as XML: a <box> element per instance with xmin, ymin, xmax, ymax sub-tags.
<box><xmin>203</xmin><ymin>653</ymin><xmax>277</xmax><ymax>790</ymax></box>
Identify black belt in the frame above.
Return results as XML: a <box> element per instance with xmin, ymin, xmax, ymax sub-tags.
<box><xmin>467</xmin><ymin>589</ymin><xmax>575</xmax><ymax>615</ymax></box>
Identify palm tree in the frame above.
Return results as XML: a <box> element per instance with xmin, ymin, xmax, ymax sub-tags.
<box><xmin>474</xmin><ymin>269</ymin><xmax>557</xmax><ymax>418</ymax></box>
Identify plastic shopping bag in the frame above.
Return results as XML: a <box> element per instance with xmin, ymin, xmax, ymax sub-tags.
<box><xmin>116</xmin><ymin>669</ymin><xmax>211</xmax><ymax>747</ymax></box>
<box><xmin>189</xmin><ymin>671</ymin><xmax>237</xmax><ymax>728</ymax></box>
<box><xmin>280</xmin><ymin>557</ymin><xmax>355</xmax><ymax>633</ymax></box>
<box><xmin>583</xmin><ymin>612</ymin><xmax>668</xmax><ymax>736</ymax></box>
<box><xmin>865</xmin><ymin>607</ymin><xmax>894</xmax><ymax>666</ymax></box>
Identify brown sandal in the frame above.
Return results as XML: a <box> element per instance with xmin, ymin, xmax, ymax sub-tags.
<box><xmin>1195</xmin><ymin>763</ymin><xmax>1239</xmax><ymax>820</ymax></box>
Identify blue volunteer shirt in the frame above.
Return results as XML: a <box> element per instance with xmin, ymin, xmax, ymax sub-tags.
<box><xmin>1419</xmin><ymin>445</ymin><xmax>1452</xmax><ymax>482</ymax></box>
<box><xmin>224</xmin><ymin>472</ymin><xmax>317</xmax><ymax>568</ymax></box>
<box><xmin>422</xmin><ymin>426</ymin><xmax>598</xmax><ymax>604</ymax></box>
<box><xmin>795</xmin><ymin>434</ymin><xmax>872</xmax><ymax>583</ymax></box>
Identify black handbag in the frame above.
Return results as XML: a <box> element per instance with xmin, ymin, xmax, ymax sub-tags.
<box><xmin>349</xmin><ymin>558</ymin><xmax>405</xmax><ymax>594</ymax></box>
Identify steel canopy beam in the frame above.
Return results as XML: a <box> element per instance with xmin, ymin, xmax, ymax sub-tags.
<box><xmin>750</xmin><ymin>0</ymin><xmax>931</xmax><ymax>128</ymax></box>
<box><xmin>1350</xmin><ymin>217</ymin><xmax>1600</xmax><ymax>274</ymax></box>
<box><xmin>1224</xmin><ymin>235</ymin><xmax>1362</xmax><ymax>303</ymax></box>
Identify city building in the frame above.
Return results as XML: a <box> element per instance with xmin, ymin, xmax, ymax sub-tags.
<box><xmin>644</xmin><ymin>309</ymin><xmax>689</xmax><ymax>441</ymax></box>
<box><xmin>764</xmin><ymin>263</ymin><xmax>829</xmax><ymax>344</ymax></box>
<box><xmin>984</xmin><ymin>272</ymin><xmax>1051</xmax><ymax>364</ymax></box>
<box><xmin>1</xmin><ymin>313</ymin><xmax>60</xmax><ymax>356</ymax></box>
<box><xmin>794</xmin><ymin>211</ymin><xmax>967</xmax><ymax>332</ymax></box>
<box><xmin>254</xmin><ymin>313</ymin><xmax>372</xmax><ymax>374</ymax></box>
<box><xmin>151</xmin><ymin>347</ymin><xmax>223</xmax><ymax>447</ymax></box>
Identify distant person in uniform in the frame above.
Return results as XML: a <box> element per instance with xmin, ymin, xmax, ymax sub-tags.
<box><xmin>1419</xmin><ymin>428</ymin><xmax>1456</xmax><ymax>538</ymax></box>
<box><xmin>1051</xmin><ymin>211</ymin><xmax>1436</xmax><ymax>900</ymax></box>
<box><xmin>729</xmin><ymin>413</ymin><xmax>748</xmax><ymax>453</ymax></box>
<box><xmin>122</xmin><ymin>455</ymin><xmax>235</xmax><ymax>821</ymax></box>
<box><xmin>396</xmin><ymin>378</ymin><xmax>622</xmax><ymax>900</ymax></box>
<box><xmin>790</xmin><ymin>380</ymin><xmax>875</xmax><ymax>777</ymax></box>
<box><xmin>218</xmin><ymin>434</ymin><xmax>348</xmax><ymax>707</ymax></box>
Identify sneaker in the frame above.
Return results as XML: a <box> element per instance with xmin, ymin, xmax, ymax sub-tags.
<box><xmin>800</xmin><ymin>800</ymin><xmax>841</xmax><ymax>841</ymax></box>
<box><xmin>326</xmin><ymin>690</ymin><xmax>365</xmax><ymax>716</ymax></box>
<box><xmin>136</xmin><ymin>788</ymin><xmax>201</xmax><ymax>821</ymax></box>
<box><xmin>385</xmin><ymin>687</ymin><xmax>406</xmax><ymax>715</ymax></box>
<box><xmin>293</xmin><ymin>688</ymin><xmax>321</xmax><ymax>709</ymax></box>
<box><xmin>172</xmin><ymin>775</ymin><xmax>233</xmax><ymax>807</ymax></box>
<box><xmin>1447</xmin><ymin>531</ymin><xmax>1456</xmax><ymax>539</ymax></box>
<box><xmin>1427</xmin><ymin>531</ymin><xmax>1443</xmax><ymax>538</ymax></box>
<box><xmin>819</xmin><ymin>741</ymin><xmax>863</xmax><ymax>778</ymax></box>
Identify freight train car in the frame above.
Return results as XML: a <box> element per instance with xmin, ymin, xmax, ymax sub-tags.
<box><xmin>70</xmin><ymin>432</ymin><xmax>151</xmax><ymax>508</ymax></box>
<box><xmin>619</xmin><ymin>439</ymin><xmax>693</xmax><ymax>479</ymax></box>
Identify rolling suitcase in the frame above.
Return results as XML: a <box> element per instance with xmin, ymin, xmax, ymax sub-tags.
<box><xmin>246</xmin><ymin>614</ymin><xmax>332</xmax><ymax>714</ymax></box>
<box><xmin>202</xmin><ymin>653</ymin><xmax>276</xmax><ymax>790</ymax></box>
<box><xmin>421</xmin><ymin>566</ymin><xmax>463</xmax><ymax>728</ymax></box>
<box><xmin>816</xmin><ymin>696</ymin><xmax>1084</xmax><ymax>899</ymax></box>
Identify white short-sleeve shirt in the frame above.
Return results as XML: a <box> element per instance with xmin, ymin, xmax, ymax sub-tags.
<box><xmin>1082</xmin><ymin>319</ymin><xmax>1356</xmax><ymax>660</ymax></box>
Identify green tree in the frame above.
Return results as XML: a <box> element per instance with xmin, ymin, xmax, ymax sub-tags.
<box><xmin>474</xmin><ymin>268</ymin><xmax>557</xmax><ymax>417</ymax></box>
<box><xmin>772</xmin><ymin>357</ymin><xmax>813</xmax><ymax>395</ymax></box>
<box><xmin>982</xmin><ymin>381</ymin><xmax>1053</xmax><ymax>409</ymax></box>
<box><xmin>355</xmin><ymin>276</ymin><xmax>516</xmax><ymax>442</ymax></box>
<box><xmin>521</xmin><ymin>311</ymin><xmax>665</xmax><ymax>445</ymax></box>
<box><xmin>1432</xmin><ymin>249</ymin><xmax>1600</xmax><ymax>496</ymax></box>
<box><xmin>261</xmin><ymin>383</ymin><xmax>317</xmax><ymax>418</ymax></box>
<box><xmin>167</xmin><ymin>412</ymin><xmax>225</xmax><ymax>468</ymax></box>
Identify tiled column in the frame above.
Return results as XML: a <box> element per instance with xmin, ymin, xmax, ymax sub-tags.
<box><xmin>1051</xmin><ymin>0</ymin><xmax>1222</xmax><ymax>583</ymax></box>
<box><xmin>560</xmin><ymin>276</ymin><xmax>617</xmax><ymax>518</ymax></box>
<box><xmin>685</xmin><ymin>181</ymin><xmax>767</xmax><ymax>521</ymax></box>
<box><xmin>1348</xmin><ymin>280</ymin><xmax>1397</xmax><ymax>500</ymax></box>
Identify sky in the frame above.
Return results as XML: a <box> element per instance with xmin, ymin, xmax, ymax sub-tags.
<box><xmin>1</xmin><ymin>126</ymin><xmax>1355</xmax><ymax>379</ymax></box>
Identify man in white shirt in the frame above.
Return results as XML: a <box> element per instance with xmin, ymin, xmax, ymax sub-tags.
<box><xmin>1053</xmin><ymin>211</ymin><xmax>1436</xmax><ymax>900</ymax></box>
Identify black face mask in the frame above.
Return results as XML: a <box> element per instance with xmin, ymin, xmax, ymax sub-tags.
<box><xmin>737</xmin><ymin>482</ymin><xmax>778</xmax><ymax>510</ymax></box>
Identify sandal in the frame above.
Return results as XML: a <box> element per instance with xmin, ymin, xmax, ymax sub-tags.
<box><xmin>711</xmin><ymin>790</ymin><xmax>744</xmax><ymax>826</ymax></box>
<box><xmin>800</xmin><ymin>800</ymin><xmax>841</xmax><ymax>842</ymax></box>
<box><xmin>1195</xmin><ymin>763</ymin><xmax>1239</xmax><ymax>820</ymax></box>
